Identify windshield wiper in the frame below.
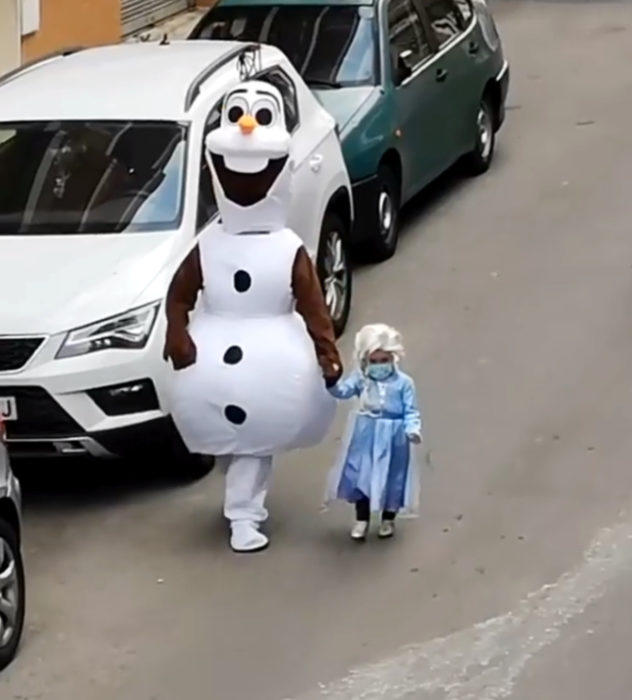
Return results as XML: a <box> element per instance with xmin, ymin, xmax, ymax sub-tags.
<box><xmin>305</xmin><ymin>77</ymin><xmax>343</xmax><ymax>89</ymax></box>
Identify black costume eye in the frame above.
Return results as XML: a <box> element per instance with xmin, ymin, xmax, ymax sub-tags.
<box><xmin>256</xmin><ymin>107</ymin><xmax>273</xmax><ymax>126</ymax></box>
<box><xmin>228</xmin><ymin>105</ymin><xmax>244</xmax><ymax>123</ymax></box>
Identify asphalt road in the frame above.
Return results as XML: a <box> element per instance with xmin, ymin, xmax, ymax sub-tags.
<box><xmin>4</xmin><ymin>2</ymin><xmax>632</xmax><ymax>698</ymax></box>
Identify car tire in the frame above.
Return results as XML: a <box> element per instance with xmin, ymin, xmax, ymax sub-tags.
<box><xmin>463</xmin><ymin>96</ymin><xmax>496</xmax><ymax>176</ymax></box>
<box><xmin>0</xmin><ymin>518</ymin><xmax>25</xmax><ymax>672</ymax></box>
<box><xmin>365</xmin><ymin>165</ymin><xmax>401</xmax><ymax>263</ymax></box>
<box><xmin>316</xmin><ymin>211</ymin><xmax>352</xmax><ymax>338</ymax></box>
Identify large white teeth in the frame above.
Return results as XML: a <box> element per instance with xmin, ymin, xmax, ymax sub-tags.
<box><xmin>224</xmin><ymin>155</ymin><xmax>269</xmax><ymax>174</ymax></box>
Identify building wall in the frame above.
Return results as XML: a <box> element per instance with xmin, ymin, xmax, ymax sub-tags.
<box><xmin>0</xmin><ymin>0</ymin><xmax>21</xmax><ymax>74</ymax></box>
<box><xmin>16</xmin><ymin>0</ymin><xmax>217</xmax><ymax>66</ymax></box>
<box><xmin>21</xmin><ymin>0</ymin><xmax>121</xmax><ymax>62</ymax></box>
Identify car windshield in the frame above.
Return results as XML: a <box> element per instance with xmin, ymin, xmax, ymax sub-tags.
<box><xmin>0</xmin><ymin>120</ymin><xmax>188</xmax><ymax>235</ymax></box>
<box><xmin>194</xmin><ymin>4</ymin><xmax>378</xmax><ymax>88</ymax></box>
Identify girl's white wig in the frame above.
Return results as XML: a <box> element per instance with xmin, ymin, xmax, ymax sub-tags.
<box><xmin>354</xmin><ymin>323</ymin><xmax>405</xmax><ymax>366</ymax></box>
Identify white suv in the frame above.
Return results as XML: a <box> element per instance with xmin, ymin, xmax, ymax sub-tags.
<box><xmin>0</xmin><ymin>41</ymin><xmax>353</xmax><ymax>476</ymax></box>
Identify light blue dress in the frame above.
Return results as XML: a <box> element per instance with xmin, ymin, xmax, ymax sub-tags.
<box><xmin>323</xmin><ymin>370</ymin><xmax>422</xmax><ymax>516</ymax></box>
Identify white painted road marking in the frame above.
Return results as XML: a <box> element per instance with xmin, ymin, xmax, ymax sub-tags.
<box><xmin>291</xmin><ymin>513</ymin><xmax>632</xmax><ymax>699</ymax></box>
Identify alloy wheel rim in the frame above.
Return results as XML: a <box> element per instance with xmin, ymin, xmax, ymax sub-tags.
<box><xmin>323</xmin><ymin>230</ymin><xmax>348</xmax><ymax>323</ymax></box>
<box><xmin>0</xmin><ymin>537</ymin><xmax>19</xmax><ymax>649</ymax></box>
<box><xmin>477</xmin><ymin>106</ymin><xmax>493</xmax><ymax>161</ymax></box>
<box><xmin>378</xmin><ymin>189</ymin><xmax>394</xmax><ymax>240</ymax></box>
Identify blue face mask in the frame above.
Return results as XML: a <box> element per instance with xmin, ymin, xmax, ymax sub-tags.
<box><xmin>366</xmin><ymin>362</ymin><xmax>394</xmax><ymax>382</ymax></box>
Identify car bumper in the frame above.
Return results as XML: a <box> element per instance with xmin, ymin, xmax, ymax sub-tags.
<box><xmin>495</xmin><ymin>60</ymin><xmax>510</xmax><ymax>130</ymax></box>
<box><xmin>350</xmin><ymin>174</ymin><xmax>379</xmax><ymax>244</ymax></box>
<box><xmin>0</xmin><ymin>317</ymin><xmax>175</xmax><ymax>459</ymax></box>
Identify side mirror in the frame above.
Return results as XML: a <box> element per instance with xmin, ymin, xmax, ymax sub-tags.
<box><xmin>394</xmin><ymin>49</ymin><xmax>414</xmax><ymax>86</ymax></box>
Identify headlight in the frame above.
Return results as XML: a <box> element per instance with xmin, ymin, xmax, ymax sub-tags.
<box><xmin>56</xmin><ymin>302</ymin><xmax>160</xmax><ymax>360</ymax></box>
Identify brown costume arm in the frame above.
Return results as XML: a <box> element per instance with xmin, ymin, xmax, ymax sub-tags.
<box><xmin>164</xmin><ymin>246</ymin><xmax>203</xmax><ymax>370</ymax></box>
<box><xmin>292</xmin><ymin>246</ymin><xmax>343</xmax><ymax>387</ymax></box>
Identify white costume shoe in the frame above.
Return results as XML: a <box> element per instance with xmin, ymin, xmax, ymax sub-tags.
<box><xmin>230</xmin><ymin>522</ymin><xmax>269</xmax><ymax>553</ymax></box>
<box><xmin>350</xmin><ymin>521</ymin><xmax>369</xmax><ymax>541</ymax></box>
<box><xmin>378</xmin><ymin>521</ymin><xmax>396</xmax><ymax>539</ymax></box>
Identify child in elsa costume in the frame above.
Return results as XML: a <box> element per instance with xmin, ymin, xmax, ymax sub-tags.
<box><xmin>323</xmin><ymin>324</ymin><xmax>423</xmax><ymax>540</ymax></box>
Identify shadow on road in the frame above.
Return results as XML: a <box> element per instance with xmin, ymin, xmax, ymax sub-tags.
<box><xmin>14</xmin><ymin>456</ymin><xmax>207</xmax><ymax>514</ymax></box>
<box><xmin>404</xmin><ymin>144</ymin><xmax>510</xmax><ymax>231</ymax></box>
<box><xmin>401</xmin><ymin>165</ymin><xmax>467</xmax><ymax>234</ymax></box>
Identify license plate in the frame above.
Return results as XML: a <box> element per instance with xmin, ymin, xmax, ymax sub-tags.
<box><xmin>0</xmin><ymin>397</ymin><xmax>17</xmax><ymax>421</ymax></box>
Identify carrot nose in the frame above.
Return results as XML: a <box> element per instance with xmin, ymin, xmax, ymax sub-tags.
<box><xmin>238</xmin><ymin>114</ymin><xmax>257</xmax><ymax>134</ymax></box>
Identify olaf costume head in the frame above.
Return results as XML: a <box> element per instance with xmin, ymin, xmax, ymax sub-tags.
<box><xmin>205</xmin><ymin>80</ymin><xmax>293</xmax><ymax>234</ymax></box>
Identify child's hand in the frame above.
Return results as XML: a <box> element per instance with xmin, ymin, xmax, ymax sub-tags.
<box><xmin>408</xmin><ymin>433</ymin><xmax>422</xmax><ymax>445</ymax></box>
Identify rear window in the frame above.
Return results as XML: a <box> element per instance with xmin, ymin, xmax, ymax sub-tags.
<box><xmin>0</xmin><ymin>120</ymin><xmax>188</xmax><ymax>235</ymax></box>
<box><xmin>193</xmin><ymin>4</ymin><xmax>378</xmax><ymax>88</ymax></box>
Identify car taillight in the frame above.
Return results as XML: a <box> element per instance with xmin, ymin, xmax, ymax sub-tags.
<box><xmin>0</xmin><ymin>418</ymin><xmax>6</xmax><ymax>443</ymax></box>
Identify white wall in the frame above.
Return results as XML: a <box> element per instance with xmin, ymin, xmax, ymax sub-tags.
<box><xmin>0</xmin><ymin>0</ymin><xmax>21</xmax><ymax>75</ymax></box>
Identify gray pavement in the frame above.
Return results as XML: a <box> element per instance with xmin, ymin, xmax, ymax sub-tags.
<box><xmin>4</xmin><ymin>2</ymin><xmax>632</xmax><ymax>698</ymax></box>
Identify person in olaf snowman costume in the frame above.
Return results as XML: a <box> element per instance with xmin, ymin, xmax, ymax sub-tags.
<box><xmin>163</xmin><ymin>80</ymin><xmax>343</xmax><ymax>553</ymax></box>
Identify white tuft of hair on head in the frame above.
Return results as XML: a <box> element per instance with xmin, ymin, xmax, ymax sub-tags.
<box><xmin>354</xmin><ymin>323</ymin><xmax>405</xmax><ymax>367</ymax></box>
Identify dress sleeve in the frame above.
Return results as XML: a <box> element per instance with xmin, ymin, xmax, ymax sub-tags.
<box><xmin>292</xmin><ymin>246</ymin><xmax>343</xmax><ymax>387</ymax></box>
<box><xmin>402</xmin><ymin>376</ymin><xmax>422</xmax><ymax>436</ymax></box>
<box><xmin>329</xmin><ymin>371</ymin><xmax>363</xmax><ymax>400</ymax></box>
<box><xmin>164</xmin><ymin>246</ymin><xmax>203</xmax><ymax>370</ymax></box>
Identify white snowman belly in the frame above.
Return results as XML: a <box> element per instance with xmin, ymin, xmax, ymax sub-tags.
<box><xmin>168</xmin><ymin>313</ymin><xmax>336</xmax><ymax>456</ymax></box>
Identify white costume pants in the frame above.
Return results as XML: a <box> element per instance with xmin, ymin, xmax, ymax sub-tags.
<box><xmin>223</xmin><ymin>455</ymin><xmax>273</xmax><ymax>525</ymax></box>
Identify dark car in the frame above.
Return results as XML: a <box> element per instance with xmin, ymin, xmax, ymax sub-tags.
<box><xmin>189</xmin><ymin>0</ymin><xmax>509</xmax><ymax>261</ymax></box>
<box><xmin>0</xmin><ymin>417</ymin><xmax>25</xmax><ymax>671</ymax></box>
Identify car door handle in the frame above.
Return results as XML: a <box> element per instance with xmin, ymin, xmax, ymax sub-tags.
<box><xmin>309</xmin><ymin>154</ymin><xmax>323</xmax><ymax>172</ymax></box>
<box><xmin>435</xmin><ymin>68</ymin><xmax>448</xmax><ymax>82</ymax></box>
<box><xmin>468</xmin><ymin>40</ymin><xmax>480</xmax><ymax>55</ymax></box>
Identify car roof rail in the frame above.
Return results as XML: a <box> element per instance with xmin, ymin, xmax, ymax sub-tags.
<box><xmin>184</xmin><ymin>43</ymin><xmax>261</xmax><ymax>112</ymax></box>
<box><xmin>0</xmin><ymin>46</ymin><xmax>84</xmax><ymax>88</ymax></box>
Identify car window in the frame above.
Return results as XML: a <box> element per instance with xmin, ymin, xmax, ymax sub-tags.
<box><xmin>0</xmin><ymin>120</ymin><xmax>187</xmax><ymax>235</ymax></box>
<box><xmin>192</xmin><ymin>5</ymin><xmax>378</xmax><ymax>87</ymax></box>
<box><xmin>387</xmin><ymin>0</ymin><xmax>433</xmax><ymax>76</ymax></box>
<box><xmin>424</xmin><ymin>0</ymin><xmax>463</xmax><ymax>47</ymax></box>
<box><xmin>259</xmin><ymin>68</ymin><xmax>300</xmax><ymax>133</ymax></box>
<box><xmin>197</xmin><ymin>102</ymin><xmax>221</xmax><ymax>231</ymax></box>
<box><xmin>454</xmin><ymin>0</ymin><xmax>473</xmax><ymax>24</ymax></box>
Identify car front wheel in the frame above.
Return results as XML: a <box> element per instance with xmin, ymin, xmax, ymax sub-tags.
<box><xmin>0</xmin><ymin>517</ymin><xmax>25</xmax><ymax>672</ymax></box>
<box><xmin>463</xmin><ymin>96</ymin><xmax>496</xmax><ymax>175</ymax></box>
<box><xmin>317</xmin><ymin>211</ymin><xmax>352</xmax><ymax>338</ymax></box>
<box><xmin>365</xmin><ymin>165</ymin><xmax>401</xmax><ymax>262</ymax></box>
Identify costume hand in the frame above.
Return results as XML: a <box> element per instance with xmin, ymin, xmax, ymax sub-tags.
<box><xmin>325</xmin><ymin>374</ymin><xmax>339</xmax><ymax>389</ymax></box>
<box><xmin>165</xmin><ymin>331</ymin><xmax>197</xmax><ymax>371</ymax></box>
<box><xmin>408</xmin><ymin>433</ymin><xmax>423</xmax><ymax>445</ymax></box>
<box><xmin>324</xmin><ymin>362</ymin><xmax>343</xmax><ymax>389</ymax></box>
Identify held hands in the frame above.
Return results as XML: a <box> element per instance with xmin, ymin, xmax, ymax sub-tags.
<box><xmin>325</xmin><ymin>375</ymin><xmax>338</xmax><ymax>389</ymax></box>
<box><xmin>324</xmin><ymin>362</ymin><xmax>343</xmax><ymax>389</ymax></box>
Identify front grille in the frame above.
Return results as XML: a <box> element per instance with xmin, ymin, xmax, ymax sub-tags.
<box><xmin>0</xmin><ymin>386</ymin><xmax>82</xmax><ymax>439</ymax></box>
<box><xmin>0</xmin><ymin>337</ymin><xmax>44</xmax><ymax>371</ymax></box>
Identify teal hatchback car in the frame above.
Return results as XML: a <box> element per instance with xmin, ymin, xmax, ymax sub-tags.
<box><xmin>190</xmin><ymin>0</ymin><xmax>509</xmax><ymax>261</ymax></box>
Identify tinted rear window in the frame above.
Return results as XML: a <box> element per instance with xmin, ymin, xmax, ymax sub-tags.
<box><xmin>193</xmin><ymin>5</ymin><xmax>378</xmax><ymax>87</ymax></box>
